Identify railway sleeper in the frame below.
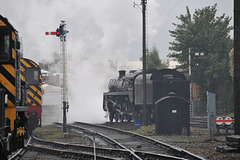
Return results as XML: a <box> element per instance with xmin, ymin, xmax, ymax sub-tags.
<box><xmin>32</xmin><ymin>136</ymin><xmax>136</xmax><ymax>159</ymax></box>
<box><xmin>28</xmin><ymin>144</ymin><xmax>120</xmax><ymax>160</ymax></box>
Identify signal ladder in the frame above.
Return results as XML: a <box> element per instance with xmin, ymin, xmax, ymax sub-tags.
<box><xmin>59</xmin><ymin>37</ymin><xmax>68</xmax><ymax>104</ymax></box>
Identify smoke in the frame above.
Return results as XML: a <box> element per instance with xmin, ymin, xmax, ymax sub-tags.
<box><xmin>0</xmin><ymin>0</ymin><xmax>143</xmax><ymax>123</ymax></box>
<box><xmin>66</xmin><ymin>1</ymin><xmax>140</xmax><ymax>123</ymax></box>
<box><xmin>1</xmin><ymin>0</ymin><xmax>232</xmax><ymax>124</ymax></box>
<box><xmin>0</xmin><ymin>0</ymin><xmax>165</xmax><ymax>61</ymax></box>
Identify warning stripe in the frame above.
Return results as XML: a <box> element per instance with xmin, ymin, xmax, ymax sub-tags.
<box><xmin>28</xmin><ymin>97</ymin><xmax>36</xmax><ymax>106</ymax></box>
<box><xmin>20</xmin><ymin>62</ymin><xmax>25</xmax><ymax>81</ymax></box>
<box><xmin>0</xmin><ymin>74</ymin><xmax>15</xmax><ymax>96</ymax></box>
<box><xmin>2</xmin><ymin>64</ymin><xmax>15</xmax><ymax>78</ymax></box>
<box><xmin>0</xmin><ymin>43</ymin><xmax>16</xmax><ymax>106</ymax></box>
<box><xmin>30</xmin><ymin>61</ymin><xmax>38</xmax><ymax>68</ymax></box>
<box><xmin>29</xmin><ymin>85</ymin><xmax>42</xmax><ymax>99</ymax></box>
<box><xmin>6</xmin><ymin>99</ymin><xmax>14</xmax><ymax>108</ymax></box>
<box><xmin>20</xmin><ymin>74</ymin><xmax>25</xmax><ymax>81</ymax></box>
<box><xmin>0</xmin><ymin>19</ymin><xmax>6</xmax><ymax>26</ymax></box>
<box><xmin>0</xmin><ymin>65</ymin><xmax>15</xmax><ymax>85</ymax></box>
<box><xmin>21</xmin><ymin>58</ymin><xmax>40</xmax><ymax>69</ymax></box>
<box><xmin>0</xmin><ymin>73</ymin><xmax>15</xmax><ymax>107</ymax></box>
<box><xmin>12</xmin><ymin>48</ymin><xmax>15</xmax><ymax>60</ymax></box>
<box><xmin>28</xmin><ymin>87</ymin><xmax>41</xmax><ymax>106</ymax></box>
<box><xmin>12</xmin><ymin>31</ymin><xmax>15</xmax><ymax>41</ymax></box>
<box><xmin>21</xmin><ymin>59</ymin><xmax>31</xmax><ymax>68</ymax></box>
<box><xmin>20</xmin><ymin>66</ymin><xmax>25</xmax><ymax>72</ymax></box>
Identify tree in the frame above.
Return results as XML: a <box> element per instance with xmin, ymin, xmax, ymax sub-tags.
<box><xmin>140</xmin><ymin>45</ymin><xmax>168</xmax><ymax>70</ymax></box>
<box><xmin>168</xmin><ymin>4</ymin><xmax>233</xmax><ymax>114</ymax></box>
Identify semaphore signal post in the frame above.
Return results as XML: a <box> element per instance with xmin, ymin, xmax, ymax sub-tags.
<box><xmin>45</xmin><ymin>21</ymin><xmax>69</xmax><ymax>133</ymax></box>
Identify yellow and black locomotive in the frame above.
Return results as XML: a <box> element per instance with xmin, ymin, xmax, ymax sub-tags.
<box><xmin>0</xmin><ymin>15</ymin><xmax>38</xmax><ymax>159</ymax></box>
<box><xmin>20</xmin><ymin>58</ymin><xmax>42</xmax><ymax>132</ymax></box>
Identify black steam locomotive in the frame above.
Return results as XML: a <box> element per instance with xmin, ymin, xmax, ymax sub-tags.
<box><xmin>103</xmin><ymin>69</ymin><xmax>190</xmax><ymax>134</ymax></box>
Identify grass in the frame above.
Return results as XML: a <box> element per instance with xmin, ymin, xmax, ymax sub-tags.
<box><xmin>134</xmin><ymin>124</ymin><xmax>155</xmax><ymax>135</ymax></box>
<box><xmin>34</xmin><ymin>125</ymin><xmax>92</xmax><ymax>145</ymax></box>
<box><xmin>35</xmin><ymin>125</ymin><xmax>64</xmax><ymax>141</ymax></box>
<box><xmin>133</xmin><ymin>125</ymin><xmax>226</xmax><ymax>143</ymax></box>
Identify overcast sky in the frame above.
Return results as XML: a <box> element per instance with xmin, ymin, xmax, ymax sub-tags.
<box><xmin>0</xmin><ymin>0</ymin><xmax>233</xmax><ymax>122</ymax></box>
<box><xmin>1</xmin><ymin>0</ymin><xmax>233</xmax><ymax>63</ymax></box>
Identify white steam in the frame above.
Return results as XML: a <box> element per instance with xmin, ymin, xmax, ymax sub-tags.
<box><xmin>2</xmin><ymin>0</ymin><xmax>232</xmax><ymax>123</ymax></box>
<box><xmin>1</xmin><ymin>0</ymin><xmax>152</xmax><ymax>123</ymax></box>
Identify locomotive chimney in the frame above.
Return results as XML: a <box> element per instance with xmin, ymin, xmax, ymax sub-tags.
<box><xmin>118</xmin><ymin>70</ymin><xmax>126</xmax><ymax>78</ymax></box>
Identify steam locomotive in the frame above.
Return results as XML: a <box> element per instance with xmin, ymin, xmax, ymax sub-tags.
<box><xmin>103</xmin><ymin>69</ymin><xmax>190</xmax><ymax>134</ymax></box>
<box><xmin>0</xmin><ymin>15</ymin><xmax>42</xmax><ymax>159</ymax></box>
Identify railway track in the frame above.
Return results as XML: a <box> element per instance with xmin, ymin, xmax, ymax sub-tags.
<box><xmin>54</xmin><ymin>122</ymin><xmax>189</xmax><ymax>160</ymax></box>
<box><xmin>8</xmin><ymin>137</ymin><xmax>32</xmax><ymax>160</ymax></box>
<box><xmin>30</xmin><ymin>135</ymin><xmax>140</xmax><ymax>159</ymax></box>
<box><xmin>11</xmin><ymin>121</ymin><xmax>206</xmax><ymax>159</ymax></box>
<box><xmin>12</xmin><ymin>135</ymin><xmax>135</xmax><ymax>160</ymax></box>
<box><xmin>70</xmin><ymin>121</ymin><xmax>205</xmax><ymax>160</ymax></box>
<box><xmin>14</xmin><ymin>134</ymin><xmax>186</xmax><ymax>160</ymax></box>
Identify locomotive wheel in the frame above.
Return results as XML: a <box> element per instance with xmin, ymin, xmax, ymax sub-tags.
<box><xmin>109</xmin><ymin>112</ymin><xmax>114</xmax><ymax>122</ymax></box>
<box><xmin>125</xmin><ymin>115</ymin><xmax>132</xmax><ymax>122</ymax></box>
<box><xmin>114</xmin><ymin>114</ymin><xmax>119</xmax><ymax>122</ymax></box>
<box><xmin>118</xmin><ymin>115</ymin><xmax>124</xmax><ymax>122</ymax></box>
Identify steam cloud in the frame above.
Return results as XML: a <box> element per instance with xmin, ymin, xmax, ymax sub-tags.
<box><xmin>0</xmin><ymin>0</ymin><xmax>162</xmax><ymax>123</ymax></box>
<box><xmin>0</xmin><ymin>0</ymin><xmax>232</xmax><ymax>123</ymax></box>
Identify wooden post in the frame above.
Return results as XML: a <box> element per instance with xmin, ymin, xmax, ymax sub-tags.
<box><xmin>210</xmin><ymin>112</ymin><xmax>214</xmax><ymax>141</ymax></box>
<box><xmin>142</xmin><ymin>0</ymin><xmax>147</xmax><ymax>126</ymax></box>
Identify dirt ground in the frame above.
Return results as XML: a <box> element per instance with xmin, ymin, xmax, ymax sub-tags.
<box><xmin>104</xmin><ymin>122</ymin><xmax>240</xmax><ymax>160</ymax></box>
<box><xmin>35</xmin><ymin>124</ymin><xmax>240</xmax><ymax>160</ymax></box>
<box><xmin>135</xmin><ymin>125</ymin><xmax>240</xmax><ymax>160</ymax></box>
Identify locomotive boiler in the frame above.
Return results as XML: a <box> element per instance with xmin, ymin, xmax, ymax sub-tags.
<box><xmin>103</xmin><ymin>69</ymin><xmax>190</xmax><ymax>134</ymax></box>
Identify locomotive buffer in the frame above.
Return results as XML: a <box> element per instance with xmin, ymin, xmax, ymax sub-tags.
<box><xmin>46</xmin><ymin>21</ymin><xmax>69</xmax><ymax>133</ymax></box>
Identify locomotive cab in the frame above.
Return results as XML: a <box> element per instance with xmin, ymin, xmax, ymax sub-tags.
<box><xmin>0</xmin><ymin>27</ymin><xmax>10</xmax><ymax>61</ymax></box>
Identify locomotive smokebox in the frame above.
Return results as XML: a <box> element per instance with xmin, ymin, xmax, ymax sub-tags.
<box><xmin>118</xmin><ymin>70</ymin><xmax>126</xmax><ymax>78</ymax></box>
